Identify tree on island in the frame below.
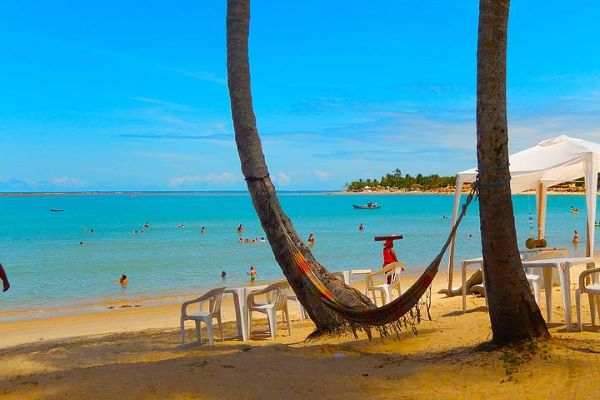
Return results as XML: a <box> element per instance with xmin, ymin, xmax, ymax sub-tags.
<box><xmin>476</xmin><ymin>0</ymin><xmax>549</xmax><ymax>344</ymax></box>
<box><xmin>346</xmin><ymin>170</ymin><xmax>456</xmax><ymax>191</ymax></box>
<box><xmin>226</xmin><ymin>0</ymin><xmax>374</xmax><ymax>335</ymax></box>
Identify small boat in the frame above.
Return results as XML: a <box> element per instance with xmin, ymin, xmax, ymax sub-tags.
<box><xmin>353</xmin><ymin>202</ymin><xmax>380</xmax><ymax>209</ymax></box>
<box><xmin>50</xmin><ymin>208</ymin><xmax>64</xmax><ymax>212</ymax></box>
<box><xmin>571</xmin><ymin>208</ymin><xmax>580</xmax><ymax>214</ymax></box>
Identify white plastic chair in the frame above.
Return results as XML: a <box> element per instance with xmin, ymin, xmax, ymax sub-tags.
<box><xmin>180</xmin><ymin>287</ymin><xmax>225</xmax><ymax>345</ymax></box>
<box><xmin>287</xmin><ymin>288</ymin><xmax>308</xmax><ymax>322</ymax></box>
<box><xmin>576</xmin><ymin>267</ymin><xmax>600</xmax><ymax>331</ymax></box>
<box><xmin>365</xmin><ymin>262</ymin><xmax>404</xmax><ymax>306</ymax></box>
<box><xmin>248</xmin><ymin>281</ymin><xmax>291</xmax><ymax>340</ymax></box>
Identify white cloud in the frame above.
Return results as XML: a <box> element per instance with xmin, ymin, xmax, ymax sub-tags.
<box><xmin>168</xmin><ymin>172</ymin><xmax>238</xmax><ymax>188</ymax></box>
<box><xmin>160</xmin><ymin>66</ymin><xmax>227</xmax><ymax>85</ymax></box>
<box><xmin>130</xmin><ymin>151</ymin><xmax>201</xmax><ymax>161</ymax></box>
<box><xmin>274</xmin><ymin>171</ymin><xmax>291</xmax><ymax>186</ymax></box>
<box><xmin>312</xmin><ymin>169</ymin><xmax>331</xmax><ymax>180</ymax></box>
<box><xmin>50</xmin><ymin>177</ymin><xmax>84</xmax><ymax>187</ymax></box>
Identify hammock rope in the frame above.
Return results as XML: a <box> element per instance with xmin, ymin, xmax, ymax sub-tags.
<box><xmin>294</xmin><ymin>183</ymin><xmax>477</xmax><ymax>326</ymax></box>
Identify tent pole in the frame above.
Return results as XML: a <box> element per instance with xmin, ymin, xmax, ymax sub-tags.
<box><xmin>584</xmin><ymin>159</ymin><xmax>598</xmax><ymax>259</ymax></box>
<box><xmin>446</xmin><ymin>175</ymin><xmax>465</xmax><ymax>294</ymax></box>
<box><xmin>536</xmin><ymin>182</ymin><xmax>547</xmax><ymax>240</ymax></box>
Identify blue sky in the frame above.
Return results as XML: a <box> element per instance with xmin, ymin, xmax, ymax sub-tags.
<box><xmin>1</xmin><ymin>1</ymin><xmax>600</xmax><ymax>191</ymax></box>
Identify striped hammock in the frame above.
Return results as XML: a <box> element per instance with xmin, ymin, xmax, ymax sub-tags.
<box><xmin>293</xmin><ymin>187</ymin><xmax>476</xmax><ymax>326</ymax></box>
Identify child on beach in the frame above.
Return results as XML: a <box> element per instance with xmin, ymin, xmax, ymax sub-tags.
<box><xmin>247</xmin><ymin>266</ymin><xmax>257</xmax><ymax>282</ymax></box>
<box><xmin>119</xmin><ymin>274</ymin><xmax>128</xmax><ymax>287</ymax></box>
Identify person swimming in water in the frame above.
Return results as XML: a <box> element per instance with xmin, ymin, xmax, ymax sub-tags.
<box><xmin>221</xmin><ymin>271</ymin><xmax>227</xmax><ymax>280</ymax></box>
<box><xmin>307</xmin><ymin>233</ymin><xmax>315</xmax><ymax>246</ymax></box>
<box><xmin>1</xmin><ymin>263</ymin><xmax>10</xmax><ymax>293</ymax></box>
<box><xmin>573</xmin><ymin>230</ymin><xmax>579</xmax><ymax>244</ymax></box>
<box><xmin>201</xmin><ymin>226</ymin><xmax>205</xmax><ymax>234</ymax></box>
<box><xmin>119</xmin><ymin>274</ymin><xmax>128</xmax><ymax>287</ymax></box>
<box><xmin>247</xmin><ymin>266</ymin><xmax>257</xmax><ymax>282</ymax></box>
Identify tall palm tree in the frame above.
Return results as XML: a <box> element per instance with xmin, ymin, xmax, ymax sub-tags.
<box><xmin>226</xmin><ymin>0</ymin><xmax>373</xmax><ymax>334</ymax></box>
<box><xmin>476</xmin><ymin>0</ymin><xmax>549</xmax><ymax>344</ymax></box>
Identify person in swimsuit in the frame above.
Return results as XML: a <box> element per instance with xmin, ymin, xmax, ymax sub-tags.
<box><xmin>119</xmin><ymin>274</ymin><xmax>128</xmax><ymax>287</ymax></box>
<box><xmin>0</xmin><ymin>263</ymin><xmax>10</xmax><ymax>293</ymax></box>
<box><xmin>247</xmin><ymin>266</ymin><xmax>257</xmax><ymax>282</ymax></box>
<box><xmin>382</xmin><ymin>239</ymin><xmax>403</xmax><ymax>284</ymax></box>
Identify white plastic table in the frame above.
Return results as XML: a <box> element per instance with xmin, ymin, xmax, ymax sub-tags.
<box><xmin>339</xmin><ymin>270</ymin><xmax>351</xmax><ymax>285</ymax></box>
<box><xmin>522</xmin><ymin>257</ymin><xmax>594</xmax><ymax>332</ymax></box>
<box><xmin>224</xmin><ymin>285</ymin><xmax>267</xmax><ymax>341</ymax></box>
<box><xmin>350</xmin><ymin>268</ymin><xmax>372</xmax><ymax>295</ymax></box>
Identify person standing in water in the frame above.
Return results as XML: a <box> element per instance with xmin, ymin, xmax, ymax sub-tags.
<box><xmin>201</xmin><ymin>226</ymin><xmax>206</xmax><ymax>235</ymax></box>
<box><xmin>0</xmin><ymin>263</ymin><xmax>10</xmax><ymax>293</ymax></box>
<box><xmin>247</xmin><ymin>266</ymin><xmax>257</xmax><ymax>282</ymax></box>
<box><xmin>119</xmin><ymin>274</ymin><xmax>128</xmax><ymax>287</ymax></box>
<box><xmin>359</xmin><ymin>223</ymin><xmax>364</xmax><ymax>231</ymax></box>
<box><xmin>573</xmin><ymin>230</ymin><xmax>579</xmax><ymax>244</ymax></box>
<box><xmin>307</xmin><ymin>233</ymin><xmax>315</xmax><ymax>246</ymax></box>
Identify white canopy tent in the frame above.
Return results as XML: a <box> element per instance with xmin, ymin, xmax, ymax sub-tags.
<box><xmin>447</xmin><ymin>135</ymin><xmax>600</xmax><ymax>287</ymax></box>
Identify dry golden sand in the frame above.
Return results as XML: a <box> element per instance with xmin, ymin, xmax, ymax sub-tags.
<box><xmin>1</xmin><ymin>273</ymin><xmax>600</xmax><ymax>399</ymax></box>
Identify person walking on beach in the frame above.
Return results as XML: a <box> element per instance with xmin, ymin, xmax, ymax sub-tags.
<box><xmin>307</xmin><ymin>233</ymin><xmax>315</xmax><ymax>246</ymax></box>
<box><xmin>247</xmin><ymin>266</ymin><xmax>257</xmax><ymax>282</ymax></box>
<box><xmin>0</xmin><ymin>263</ymin><xmax>10</xmax><ymax>293</ymax></box>
<box><xmin>382</xmin><ymin>239</ymin><xmax>403</xmax><ymax>284</ymax></box>
<box><xmin>119</xmin><ymin>274</ymin><xmax>128</xmax><ymax>287</ymax></box>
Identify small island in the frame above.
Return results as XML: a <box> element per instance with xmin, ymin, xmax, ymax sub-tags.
<box><xmin>345</xmin><ymin>169</ymin><xmax>457</xmax><ymax>194</ymax></box>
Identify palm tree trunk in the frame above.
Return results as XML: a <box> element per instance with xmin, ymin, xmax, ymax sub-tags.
<box><xmin>226</xmin><ymin>0</ymin><xmax>373</xmax><ymax>333</ymax></box>
<box><xmin>476</xmin><ymin>0</ymin><xmax>549</xmax><ymax>344</ymax></box>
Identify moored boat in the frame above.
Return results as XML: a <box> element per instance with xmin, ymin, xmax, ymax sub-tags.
<box><xmin>353</xmin><ymin>202</ymin><xmax>380</xmax><ymax>209</ymax></box>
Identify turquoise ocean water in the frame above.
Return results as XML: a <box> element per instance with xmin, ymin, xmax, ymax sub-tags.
<box><xmin>0</xmin><ymin>192</ymin><xmax>591</xmax><ymax>314</ymax></box>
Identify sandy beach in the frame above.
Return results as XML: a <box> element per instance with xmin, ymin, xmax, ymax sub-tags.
<box><xmin>1</xmin><ymin>269</ymin><xmax>600</xmax><ymax>399</ymax></box>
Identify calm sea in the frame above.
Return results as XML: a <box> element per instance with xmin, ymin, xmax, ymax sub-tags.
<box><xmin>0</xmin><ymin>192</ymin><xmax>590</xmax><ymax>314</ymax></box>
